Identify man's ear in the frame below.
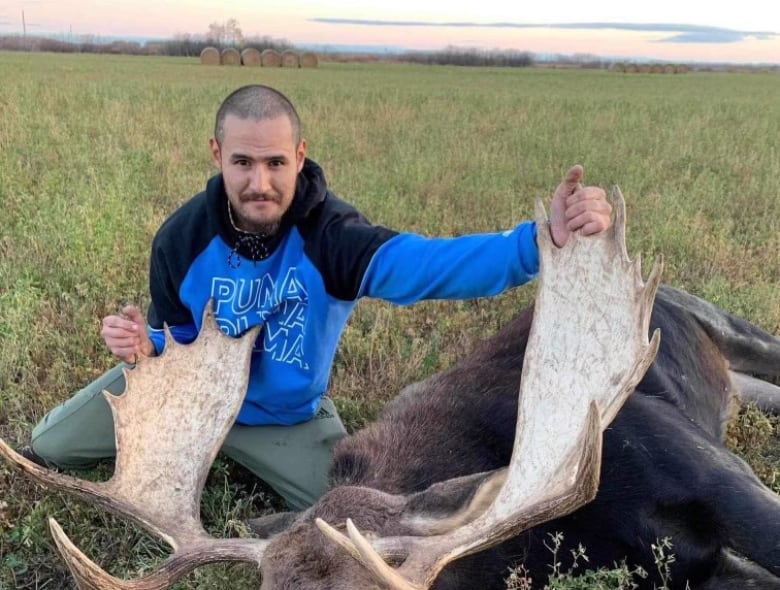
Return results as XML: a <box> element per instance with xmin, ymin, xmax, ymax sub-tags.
<box><xmin>209</xmin><ymin>137</ymin><xmax>222</xmax><ymax>170</ymax></box>
<box><xmin>296</xmin><ymin>139</ymin><xmax>307</xmax><ymax>173</ymax></box>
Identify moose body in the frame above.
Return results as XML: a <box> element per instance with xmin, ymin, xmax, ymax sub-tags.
<box><xmin>257</xmin><ymin>285</ymin><xmax>780</xmax><ymax>590</ymax></box>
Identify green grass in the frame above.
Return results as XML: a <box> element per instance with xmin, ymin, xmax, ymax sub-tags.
<box><xmin>0</xmin><ymin>51</ymin><xmax>779</xmax><ymax>589</ymax></box>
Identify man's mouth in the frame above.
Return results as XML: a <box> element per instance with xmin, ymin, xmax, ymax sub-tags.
<box><xmin>242</xmin><ymin>194</ymin><xmax>278</xmax><ymax>204</ymax></box>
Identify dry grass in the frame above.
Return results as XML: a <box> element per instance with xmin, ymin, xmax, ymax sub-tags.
<box><xmin>260</xmin><ymin>49</ymin><xmax>281</xmax><ymax>67</ymax></box>
<box><xmin>241</xmin><ymin>48</ymin><xmax>262</xmax><ymax>67</ymax></box>
<box><xmin>199</xmin><ymin>46</ymin><xmax>219</xmax><ymax>66</ymax></box>
<box><xmin>220</xmin><ymin>48</ymin><xmax>241</xmax><ymax>66</ymax></box>
<box><xmin>300</xmin><ymin>52</ymin><xmax>319</xmax><ymax>68</ymax></box>
<box><xmin>281</xmin><ymin>50</ymin><xmax>299</xmax><ymax>68</ymax></box>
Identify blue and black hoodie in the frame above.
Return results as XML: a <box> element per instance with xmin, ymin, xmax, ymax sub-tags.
<box><xmin>146</xmin><ymin>159</ymin><xmax>539</xmax><ymax>426</ymax></box>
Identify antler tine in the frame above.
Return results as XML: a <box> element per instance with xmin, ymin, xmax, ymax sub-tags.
<box><xmin>0</xmin><ymin>301</ymin><xmax>268</xmax><ymax>588</ymax></box>
<box><xmin>0</xmin><ymin>439</ymin><xmax>110</xmax><ymax>506</ymax></box>
<box><xmin>49</xmin><ymin>519</ymin><xmax>268</xmax><ymax>590</ymax></box>
<box><xmin>315</xmin><ymin>518</ymin><xmax>364</xmax><ymax>562</ymax></box>
<box><xmin>50</xmin><ymin>518</ymin><xmax>183</xmax><ymax>590</ymax></box>
<box><xmin>346</xmin><ymin>519</ymin><xmax>424</xmax><ymax>590</ymax></box>
<box><xmin>323</xmin><ymin>189</ymin><xmax>662</xmax><ymax>589</ymax></box>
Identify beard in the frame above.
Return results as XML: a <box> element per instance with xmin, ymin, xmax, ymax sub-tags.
<box><xmin>230</xmin><ymin>192</ymin><xmax>289</xmax><ymax>236</ymax></box>
<box><xmin>251</xmin><ymin>219</ymin><xmax>281</xmax><ymax>236</ymax></box>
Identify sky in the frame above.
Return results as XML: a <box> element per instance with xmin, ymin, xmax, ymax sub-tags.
<box><xmin>1</xmin><ymin>0</ymin><xmax>779</xmax><ymax>64</ymax></box>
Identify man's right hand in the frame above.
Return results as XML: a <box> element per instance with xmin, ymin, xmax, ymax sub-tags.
<box><xmin>100</xmin><ymin>305</ymin><xmax>155</xmax><ymax>363</ymax></box>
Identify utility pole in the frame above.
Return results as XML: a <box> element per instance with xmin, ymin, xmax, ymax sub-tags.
<box><xmin>21</xmin><ymin>10</ymin><xmax>39</xmax><ymax>40</ymax></box>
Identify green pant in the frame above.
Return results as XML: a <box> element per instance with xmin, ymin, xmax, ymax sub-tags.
<box><xmin>31</xmin><ymin>364</ymin><xmax>347</xmax><ymax>511</ymax></box>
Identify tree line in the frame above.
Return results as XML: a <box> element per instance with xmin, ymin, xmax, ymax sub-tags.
<box><xmin>0</xmin><ymin>18</ymin><xmax>292</xmax><ymax>57</ymax></box>
<box><xmin>0</xmin><ymin>33</ymin><xmax>292</xmax><ymax>57</ymax></box>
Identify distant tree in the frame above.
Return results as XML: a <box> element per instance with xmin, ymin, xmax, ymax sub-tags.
<box><xmin>207</xmin><ymin>19</ymin><xmax>243</xmax><ymax>47</ymax></box>
<box><xmin>173</xmin><ymin>33</ymin><xmax>193</xmax><ymax>53</ymax></box>
<box><xmin>243</xmin><ymin>34</ymin><xmax>294</xmax><ymax>52</ymax></box>
<box><xmin>207</xmin><ymin>22</ymin><xmax>223</xmax><ymax>45</ymax></box>
<box><xmin>403</xmin><ymin>46</ymin><xmax>534</xmax><ymax>68</ymax></box>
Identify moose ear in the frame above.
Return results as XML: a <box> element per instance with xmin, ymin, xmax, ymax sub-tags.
<box><xmin>246</xmin><ymin>511</ymin><xmax>301</xmax><ymax>539</ymax></box>
<box><xmin>399</xmin><ymin>469</ymin><xmax>507</xmax><ymax>536</ymax></box>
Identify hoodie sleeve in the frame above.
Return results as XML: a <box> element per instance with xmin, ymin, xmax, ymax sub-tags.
<box><xmin>146</xmin><ymin>221</ymin><xmax>199</xmax><ymax>354</ymax></box>
<box><xmin>300</xmin><ymin>193</ymin><xmax>538</xmax><ymax>304</ymax></box>
<box><xmin>357</xmin><ymin>221</ymin><xmax>539</xmax><ymax>304</ymax></box>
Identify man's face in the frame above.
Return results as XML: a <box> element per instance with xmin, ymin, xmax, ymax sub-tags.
<box><xmin>210</xmin><ymin>114</ymin><xmax>306</xmax><ymax>235</ymax></box>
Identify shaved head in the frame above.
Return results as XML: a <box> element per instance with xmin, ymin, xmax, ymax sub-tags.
<box><xmin>214</xmin><ymin>85</ymin><xmax>301</xmax><ymax>146</ymax></box>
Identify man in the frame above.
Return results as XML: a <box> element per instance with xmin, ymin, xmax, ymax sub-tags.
<box><xmin>26</xmin><ymin>84</ymin><xmax>612</xmax><ymax>510</ymax></box>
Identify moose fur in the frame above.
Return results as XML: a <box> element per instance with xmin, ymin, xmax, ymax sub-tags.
<box><xmin>252</xmin><ymin>285</ymin><xmax>780</xmax><ymax>589</ymax></box>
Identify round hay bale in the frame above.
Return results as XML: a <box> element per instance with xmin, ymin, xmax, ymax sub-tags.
<box><xmin>261</xmin><ymin>49</ymin><xmax>282</xmax><ymax>67</ymax></box>
<box><xmin>281</xmin><ymin>51</ymin><xmax>300</xmax><ymax>68</ymax></box>
<box><xmin>610</xmin><ymin>62</ymin><xmax>626</xmax><ymax>73</ymax></box>
<box><xmin>221</xmin><ymin>48</ymin><xmax>241</xmax><ymax>66</ymax></box>
<box><xmin>200</xmin><ymin>46</ymin><xmax>220</xmax><ymax>65</ymax></box>
<box><xmin>300</xmin><ymin>52</ymin><xmax>319</xmax><ymax>68</ymax></box>
<box><xmin>241</xmin><ymin>48</ymin><xmax>262</xmax><ymax>66</ymax></box>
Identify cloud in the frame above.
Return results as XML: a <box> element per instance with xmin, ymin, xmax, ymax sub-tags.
<box><xmin>658</xmin><ymin>31</ymin><xmax>747</xmax><ymax>44</ymax></box>
<box><xmin>310</xmin><ymin>18</ymin><xmax>778</xmax><ymax>44</ymax></box>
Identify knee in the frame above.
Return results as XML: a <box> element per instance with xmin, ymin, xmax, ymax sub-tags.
<box><xmin>30</xmin><ymin>412</ymin><xmax>114</xmax><ymax>470</ymax></box>
<box><xmin>30</xmin><ymin>429</ymin><xmax>92</xmax><ymax>469</ymax></box>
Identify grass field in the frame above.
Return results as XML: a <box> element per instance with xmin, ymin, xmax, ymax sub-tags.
<box><xmin>0</xmin><ymin>51</ymin><xmax>778</xmax><ymax>589</ymax></box>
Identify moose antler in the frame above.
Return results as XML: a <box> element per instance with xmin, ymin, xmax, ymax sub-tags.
<box><xmin>0</xmin><ymin>303</ymin><xmax>268</xmax><ymax>589</ymax></box>
<box><xmin>316</xmin><ymin>187</ymin><xmax>663</xmax><ymax>590</ymax></box>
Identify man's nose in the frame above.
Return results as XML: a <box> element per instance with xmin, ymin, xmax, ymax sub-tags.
<box><xmin>249</xmin><ymin>168</ymin><xmax>271</xmax><ymax>194</ymax></box>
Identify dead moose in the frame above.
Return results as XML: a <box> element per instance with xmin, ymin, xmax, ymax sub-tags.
<box><xmin>2</xmin><ymin>191</ymin><xmax>780</xmax><ymax>590</ymax></box>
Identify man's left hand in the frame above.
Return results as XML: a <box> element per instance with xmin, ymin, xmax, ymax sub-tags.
<box><xmin>549</xmin><ymin>164</ymin><xmax>612</xmax><ymax>248</ymax></box>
